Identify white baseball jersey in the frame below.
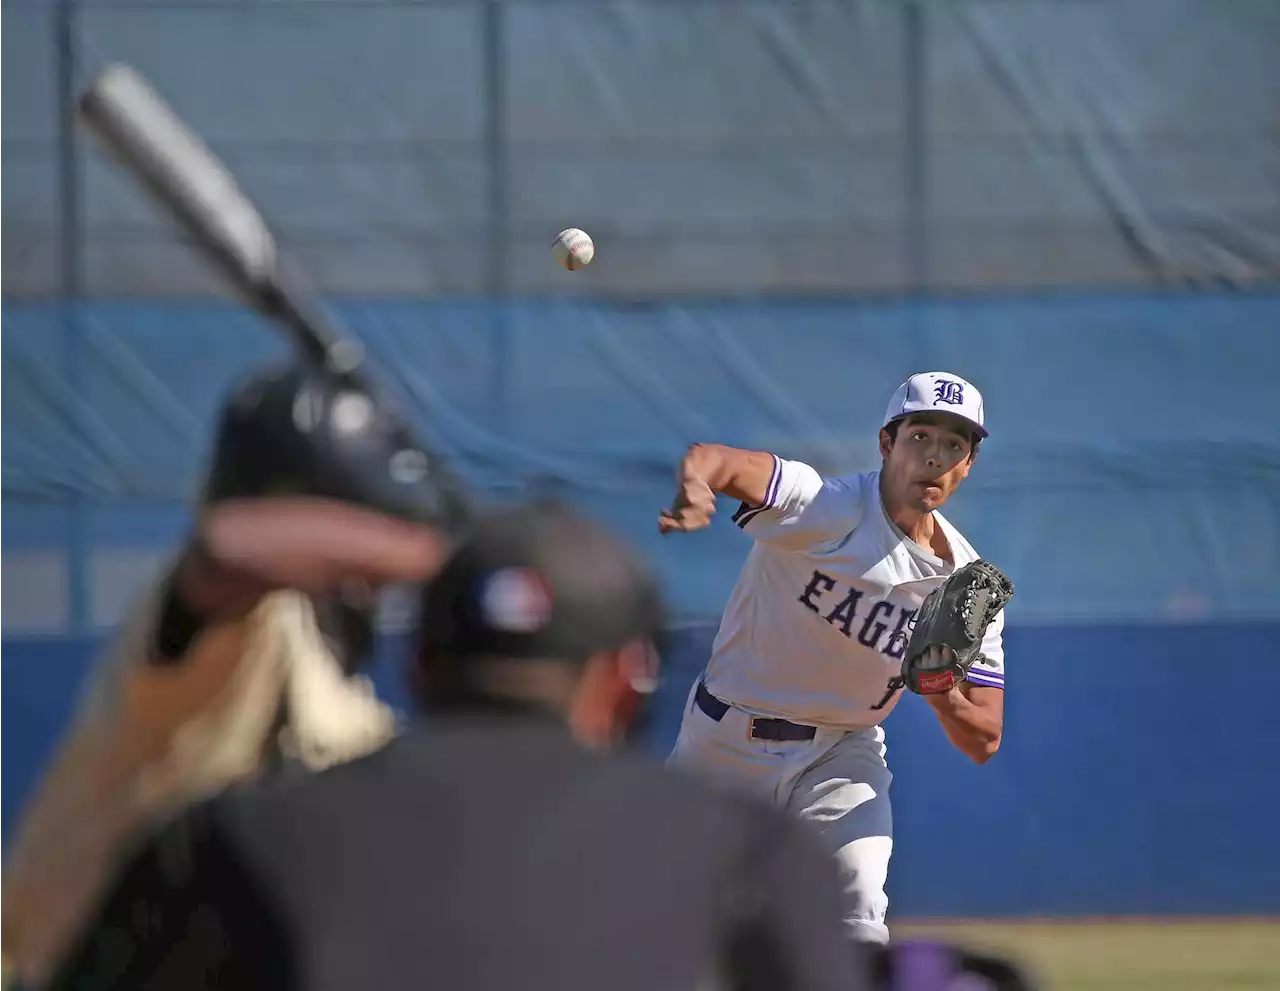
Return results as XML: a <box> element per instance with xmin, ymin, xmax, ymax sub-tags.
<box><xmin>703</xmin><ymin>457</ymin><xmax>1005</xmax><ymax>729</ymax></box>
<box><xmin>1</xmin><ymin>574</ymin><xmax>397</xmax><ymax>986</ymax></box>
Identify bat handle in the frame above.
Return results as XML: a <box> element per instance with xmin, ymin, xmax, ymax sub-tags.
<box><xmin>257</xmin><ymin>279</ymin><xmax>364</xmax><ymax>376</ymax></box>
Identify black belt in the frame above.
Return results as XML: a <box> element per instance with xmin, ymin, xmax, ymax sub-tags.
<box><xmin>694</xmin><ymin>681</ymin><xmax>817</xmax><ymax>742</ymax></box>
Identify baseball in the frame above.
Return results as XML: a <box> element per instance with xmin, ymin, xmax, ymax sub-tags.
<box><xmin>551</xmin><ymin>228</ymin><xmax>595</xmax><ymax>271</ymax></box>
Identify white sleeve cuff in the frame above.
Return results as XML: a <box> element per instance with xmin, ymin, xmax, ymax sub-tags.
<box><xmin>732</xmin><ymin>454</ymin><xmax>782</xmax><ymax>529</ymax></box>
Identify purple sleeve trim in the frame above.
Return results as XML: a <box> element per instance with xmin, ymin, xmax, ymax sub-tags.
<box><xmin>967</xmin><ymin>668</ymin><xmax>1005</xmax><ymax>688</ymax></box>
<box><xmin>733</xmin><ymin>455</ymin><xmax>783</xmax><ymax>529</ymax></box>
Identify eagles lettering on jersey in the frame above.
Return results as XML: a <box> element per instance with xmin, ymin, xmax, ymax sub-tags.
<box><xmin>704</xmin><ymin>457</ymin><xmax>1005</xmax><ymax>729</ymax></box>
<box><xmin>796</xmin><ymin>569</ymin><xmax>917</xmax><ymax>657</ymax></box>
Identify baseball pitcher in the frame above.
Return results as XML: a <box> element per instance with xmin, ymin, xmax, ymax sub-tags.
<box><xmin>1</xmin><ymin>362</ymin><xmax>451</xmax><ymax>986</ymax></box>
<box><xmin>661</xmin><ymin>372</ymin><xmax>1013</xmax><ymax>944</ymax></box>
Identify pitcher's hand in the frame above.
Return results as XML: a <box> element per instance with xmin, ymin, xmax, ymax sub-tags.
<box><xmin>659</xmin><ymin>470</ymin><xmax>717</xmax><ymax>534</ymax></box>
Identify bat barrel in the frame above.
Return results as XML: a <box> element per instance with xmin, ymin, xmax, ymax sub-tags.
<box><xmin>78</xmin><ymin>64</ymin><xmax>278</xmax><ymax>293</ymax></box>
<box><xmin>77</xmin><ymin>63</ymin><xmax>475</xmax><ymax>528</ymax></box>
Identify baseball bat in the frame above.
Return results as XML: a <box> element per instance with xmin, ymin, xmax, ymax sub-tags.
<box><xmin>77</xmin><ymin>63</ymin><xmax>471</xmax><ymax>524</ymax></box>
<box><xmin>78</xmin><ymin>63</ymin><xmax>357</xmax><ymax>370</ymax></box>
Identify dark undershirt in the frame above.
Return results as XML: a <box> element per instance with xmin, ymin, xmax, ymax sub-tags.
<box><xmin>150</xmin><ymin>578</ymin><xmax>206</xmax><ymax>666</ymax></box>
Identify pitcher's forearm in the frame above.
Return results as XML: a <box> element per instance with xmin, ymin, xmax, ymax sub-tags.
<box><xmin>680</xmin><ymin>444</ymin><xmax>776</xmax><ymax>506</ymax></box>
<box><xmin>924</xmin><ymin>685</ymin><xmax>1002</xmax><ymax>764</ymax></box>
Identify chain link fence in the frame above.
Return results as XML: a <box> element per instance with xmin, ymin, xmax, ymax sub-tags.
<box><xmin>4</xmin><ymin>0</ymin><xmax>1277</xmax><ymax>301</ymax></box>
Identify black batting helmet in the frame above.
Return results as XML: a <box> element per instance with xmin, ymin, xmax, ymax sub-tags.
<box><xmin>203</xmin><ymin>361</ymin><xmax>462</xmax><ymax>524</ymax></box>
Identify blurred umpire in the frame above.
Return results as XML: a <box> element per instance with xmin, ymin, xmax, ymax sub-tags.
<box><xmin>2</xmin><ymin>361</ymin><xmax>456</xmax><ymax>988</ymax></box>
<box><xmin>49</xmin><ymin>503</ymin><xmax>870</xmax><ymax>991</ymax></box>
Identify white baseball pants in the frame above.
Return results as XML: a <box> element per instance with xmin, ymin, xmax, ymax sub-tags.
<box><xmin>666</xmin><ymin>681</ymin><xmax>893</xmax><ymax>944</ymax></box>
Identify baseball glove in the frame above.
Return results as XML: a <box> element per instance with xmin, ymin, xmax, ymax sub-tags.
<box><xmin>901</xmin><ymin>560</ymin><xmax>1014</xmax><ymax>695</ymax></box>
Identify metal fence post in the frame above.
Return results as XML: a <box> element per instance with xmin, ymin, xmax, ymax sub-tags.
<box><xmin>55</xmin><ymin>0</ymin><xmax>89</xmax><ymax>636</ymax></box>
<box><xmin>483</xmin><ymin>0</ymin><xmax>513</xmax><ymax>435</ymax></box>
<box><xmin>903</xmin><ymin>0</ymin><xmax>929</xmax><ymax>293</ymax></box>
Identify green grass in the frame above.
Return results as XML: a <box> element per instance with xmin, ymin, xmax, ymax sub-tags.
<box><xmin>890</xmin><ymin>919</ymin><xmax>1280</xmax><ymax>991</ymax></box>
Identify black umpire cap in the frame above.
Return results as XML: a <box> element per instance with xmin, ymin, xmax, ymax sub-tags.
<box><xmin>417</xmin><ymin>502</ymin><xmax>664</xmax><ymax>665</ymax></box>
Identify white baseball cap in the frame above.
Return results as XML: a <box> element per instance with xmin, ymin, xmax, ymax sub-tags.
<box><xmin>883</xmin><ymin>371</ymin><xmax>988</xmax><ymax>439</ymax></box>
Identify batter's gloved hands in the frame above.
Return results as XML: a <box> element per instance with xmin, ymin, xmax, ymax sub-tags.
<box><xmin>901</xmin><ymin>559</ymin><xmax>1013</xmax><ymax>694</ymax></box>
<box><xmin>659</xmin><ymin>469</ymin><xmax>717</xmax><ymax>535</ymax></box>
